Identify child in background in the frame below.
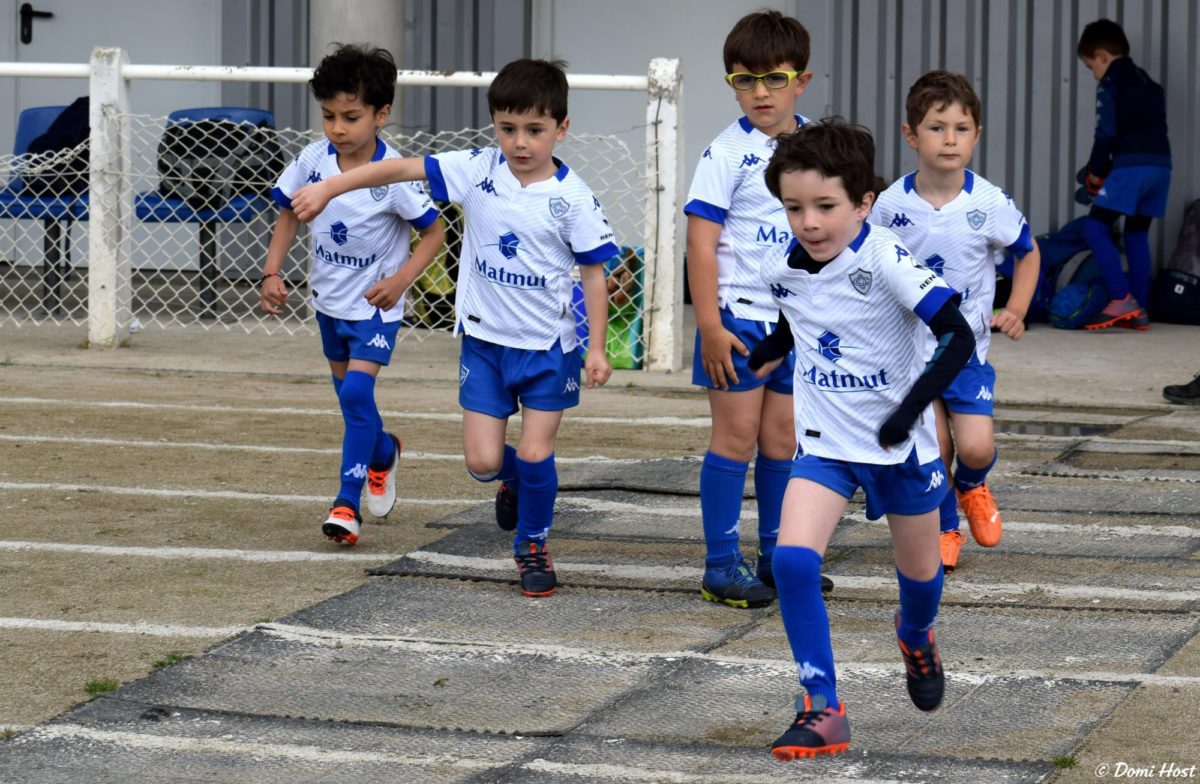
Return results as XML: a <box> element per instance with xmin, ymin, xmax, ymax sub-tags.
<box><xmin>260</xmin><ymin>44</ymin><xmax>445</xmax><ymax>545</ymax></box>
<box><xmin>751</xmin><ymin>118</ymin><xmax>975</xmax><ymax>758</ymax></box>
<box><xmin>869</xmin><ymin>70</ymin><xmax>1040</xmax><ymax>571</ymax></box>
<box><xmin>290</xmin><ymin>58</ymin><xmax>617</xmax><ymax>597</ymax></box>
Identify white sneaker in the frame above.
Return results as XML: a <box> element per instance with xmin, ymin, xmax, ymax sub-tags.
<box><xmin>365</xmin><ymin>434</ymin><xmax>401</xmax><ymax>518</ymax></box>
<box><xmin>322</xmin><ymin>504</ymin><xmax>362</xmax><ymax>545</ymax></box>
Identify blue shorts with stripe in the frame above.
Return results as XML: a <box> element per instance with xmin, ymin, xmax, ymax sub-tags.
<box><xmin>691</xmin><ymin>308</ymin><xmax>794</xmax><ymax>393</ymax></box>
<box><xmin>940</xmin><ymin>352</ymin><xmax>996</xmax><ymax>416</ymax></box>
<box><xmin>316</xmin><ymin>310</ymin><xmax>400</xmax><ymax>365</ymax></box>
<box><xmin>789</xmin><ymin>447</ymin><xmax>948</xmax><ymax>521</ymax></box>
<box><xmin>1093</xmin><ymin>165</ymin><xmax>1171</xmax><ymax>218</ymax></box>
<box><xmin>459</xmin><ymin>334</ymin><xmax>582</xmax><ymax>419</ymax></box>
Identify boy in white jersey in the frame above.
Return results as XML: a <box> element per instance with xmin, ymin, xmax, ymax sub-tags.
<box><xmin>684</xmin><ymin>10</ymin><xmax>825</xmax><ymax>609</ymax></box>
<box><xmin>291</xmin><ymin>59</ymin><xmax>617</xmax><ymax>598</ymax></box>
<box><xmin>870</xmin><ymin>71</ymin><xmax>1041</xmax><ymax>572</ymax></box>
<box><xmin>749</xmin><ymin>119</ymin><xmax>975</xmax><ymax>759</ymax></box>
<box><xmin>260</xmin><ymin>44</ymin><xmax>444</xmax><ymax>545</ymax></box>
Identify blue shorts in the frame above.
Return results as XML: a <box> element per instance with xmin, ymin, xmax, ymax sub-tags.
<box><xmin>691</xmin><ymin>308</ymin><xmax>794</xmax><ymax>393</ymax></box>
<box><xmin>1093</xmin><ymin>165</ymin><xmax>1171</xmax><ymax>218</ymax></box>
<box><xmin>316</xmin><ymin>310</ymin><xmax>400</xmax><ymax>365</ymax></box>
<box><xmin>941</xmin><ymin>353</ymin><xmax>996</xmax><ymax>416</ymax></box>
<box><xmin>459</xmin><ymin>334</ymin><xmax>582</xmax><ymax>418</ymax></box>
<box><xmin>789</xmin><ymin>448</ymin><xmax>948</xmax><ymax>521</ymax></box>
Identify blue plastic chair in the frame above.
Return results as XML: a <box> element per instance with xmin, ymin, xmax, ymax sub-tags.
<box><xmin>135</xmin><ymin>107</ymin><xmax>276</xmax><ymax>317</ymax></box>
<box><xmin>0</xmin><ymin>105</ymin><xmax>89</xmax><ymax>314</ymax></box>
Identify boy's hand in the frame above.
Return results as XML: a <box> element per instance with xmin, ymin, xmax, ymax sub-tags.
<box><xmin>584</xmin><ymin>347</ymin><xmax>612</xmax><ymax>388</ymax></box>
<box><xmin>991</xmin><ymin>307</ymin><xmax>1026</xmax><ymax>340</ymax></box>
<box><xmin>291</xmin><ymin>181</ymin><xmax>333</xmax><ymax>223</ymax></box>
<box><xmin>1084</xmin><ymin>171</ymin><xmax>1105</xmax><ymax>196</ymax></box>
<box><xmin>699</xmin><ymin>326</ymin><xmax>748</xmax><ymax>390</ymax></box>
<box><xmin>259</xmin><ymin>275</ymin><xmax>289</xmax><ymax>315</ymax></box>
<box><xmin>365</xmin><ymin>270</ymin><xmax>416</xmax><ymax>312</ymax></box>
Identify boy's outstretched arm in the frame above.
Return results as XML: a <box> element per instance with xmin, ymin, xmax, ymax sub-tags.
<box><xmin>364</xmin><ymin>218</ymin><xmax>446</xmax><ymax>312</ymax></box>
<box><xmin>260</xmin><ymin>209</ymin><xmax>301</xmax><ymax>315</ymax></box>
<box><xmin>992</xmin><ymin>237</ymin><xmax>1041</xmax><ymax>340</ymax></box>
<box><xmin>292</xmin><ymin>157</ymin><xmax>429</xmax><ymax>223</ymax></box>
<box><xmin>579</xmin><ymin>262</ymin><xmax>612</xmax><ymax>388</ymax></box>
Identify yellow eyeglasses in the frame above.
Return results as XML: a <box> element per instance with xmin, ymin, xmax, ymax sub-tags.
<box><xmin>725</xmin><ymin>70</ymin><xmax>802</xmax><ymax>91</ymax></box>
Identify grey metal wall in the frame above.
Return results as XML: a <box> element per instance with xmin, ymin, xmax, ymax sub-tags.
<box><xmin>220</xmin><ymin>0</ymin><xmax>310</xmax><ymax>132</ymax></box>
<box><xmin>814</xmin><ymin>0</ymin><xmax>1199</xmax><ymax>268</ymax></box>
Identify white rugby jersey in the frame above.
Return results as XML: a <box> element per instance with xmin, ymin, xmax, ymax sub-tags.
<box><xmin>273</xmin><ymin>138</ymin><xmax>438</xmax><ymax>322</ymax></box>
<box><xmin>869</xmin><ymin>170</ymin><xmax>1033</xmax><ymax>361</ymax></box>
<box><xmin>424</xmin><ymin>147</ymin><xmax>619</xmax><ymax>352</ymax></box>
<box><xmin>684</xmin><ymin>114</ymin><xmax>810</xmax><ymax>322</ymax></box>
<box><xmin>762</xmin><ymin>223</ymin><xmax>957</xmax><ymax>466</ymax></box>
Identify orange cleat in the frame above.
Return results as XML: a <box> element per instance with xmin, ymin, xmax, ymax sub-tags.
<box><xmin>322</xmin><ymin>504</ymin><xmax>362</xmax><ymax>545</ymax></box>
<box><xmin>939</xmin><ymin>530</ymin><xmax>967</xmax><ymax>573</ymax></box>
<box><xmin>771</xmin><ymin>694</ymin><xmax>850</xmax><ymax>760</ymax></box>
<box><xmin>957</xmin><ymin>484</ymin><xmax>1002</xmax><ymax>547</ymax></box>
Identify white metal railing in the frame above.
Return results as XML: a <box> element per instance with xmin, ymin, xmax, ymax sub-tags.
<box><xmin>1</xmin><ymin>48</ymin><xmax>683</xmax><ymax>370</ymax></box>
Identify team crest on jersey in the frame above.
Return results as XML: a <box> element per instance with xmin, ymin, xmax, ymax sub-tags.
<box><xmin>848</xmin><ymin>268</ymin><xmax>873</xmax><ymax>295</ymax></box>
<box><xmin>370</xmin><ymin>186</ymin><xmax>388</xmax><ymax>201</ymax></box>
<box><xmin>966</xmin><ymin>209</ymin><xmax>987</xmax><ymax>230</ymax></box>
<box><xmin>548</xmin><ymin>197</ymin><xmax>570</xmax><ymax>218</ymax></box>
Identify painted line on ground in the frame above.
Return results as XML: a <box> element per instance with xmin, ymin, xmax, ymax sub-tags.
<box><xmin>0</xmin><ymin>481</ymin><xmax>478</xmax><ymax>506</ymax></box>
<box><xmin>842</xmin><ymin>510</ymin><xmax>1200</xmax><ymax>538</ymax></box>
<box><xmin>0</xmin><ymin>540</ymin><xmax>407</xmax><ymax>563</ymax></box>
<box><xmin>260</xmin><ymin>622</ymin><xmax>1200</xmax><ymax>688</ymax></box>
<box><xmin>403</xmin><ymin>551</ymin><xmax>1200</xmax><ymax>603</ymax></box>
<box><xmin>0</xmin><ymin>617</ymin><xmax>243</xmax><ymax>637</ymax></box>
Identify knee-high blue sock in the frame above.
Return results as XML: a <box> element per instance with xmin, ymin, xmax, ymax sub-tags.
<box><xmin>896</xmin><ymin>565</ymin><xmax>944</xmax><ymax>648</ymax></box>
<box><xmin>954</xmin><ymin>449</ymin><xmax>997</xmax><ymax>493</ymax></box>
<box><xmin>1124</xmin><ymin>230</ymin><xmax>1152</xmax><ymax>309</ymax></box>
<box><xmin>336</xmin><ymin>371</ymin><xmax>382</xmax><ymax>509</ymax></box>
<box><xmin>514</xmin><ymin>454</ymin><xmax>556</xmax><ymax>551</ymax></box>
<box><xmin>331</xmin><ymin>374</ymin><xmax>343</xmax><ymax>397</ymax></box>
<box><xmin>754</xmin><ymin>454</ymin><xmax>790</xmax><ymax>558</ymax></box>
<box><xmin>1083</xmin><ymin>218</ymin><xmax>1128</xmax><ymax>300</ymax></box>
<box><xmin>939</xmin><ymin>488</ymin><xmax>960</xmax><ymax>533</ymax></box>
<box><xmin>775</xmin><ymin>546</ymin><xmax>839</xmax><ymax>709</ymax></box>
<box><xmin>499</xmin><ymin>444</ymin><xmax>520</xmax><ymax>491</ymax></box>
<box><xmin>701</xmin><ymin>451</ymin><xmax>748</xmax><ymax>566</ymax></box>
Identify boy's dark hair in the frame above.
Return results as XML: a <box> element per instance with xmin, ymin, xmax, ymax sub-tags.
<box><xmin>723</xmin><ymin>10</ymin><xmax>811</xmax><ymax>73</ymax></box>
<box><xmin>905</xmin><ymin>70</ymin><xmax>982</xmax><ymax>130</ymax></box>
<box><xmin>487</xmin><ymin>58</ymin><xmax>569</xmax><ymax>123</ymax></box>
<box><xmin>310</xmin><ymin>43</ymin><xmax>397</xmax><ymax>111</ymax></box>
<box><xmin>1077</xmin><ymin>19</ymin><xmax>1130</xmax><ymax>59</ymax></box>
<box><xmin>764</xmin><ymin>117</ymin><xmax>875</xmax><ymax>206</ymax></box>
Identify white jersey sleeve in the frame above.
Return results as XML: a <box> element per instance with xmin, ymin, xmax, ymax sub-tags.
<box><xmin>570</xmin><ymin>193</ymin><xmax>619</xmax><ymax>264</ymax></box>
<box><xmin>424</xmin><ymin>148</ymin><xmax>483</xmax><ymax>205</ymax></box>
<box><xmin>388</xmin><ymin>180</ymin><xmax>438</xmax><ymax>227</ymax></box>
<box><xmin>685</xmin><ymin>141</ymin><xmax>736</xmax><ymax>224</ymax></box>
<box><xmin>878</xmin><ymin>241</ymin><xmax>959</xmax><ymax>324</ymax></box>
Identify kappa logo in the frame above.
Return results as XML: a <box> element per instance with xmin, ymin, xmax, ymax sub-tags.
<box><xmin>926</xmin><ymin>469</ymin><xmax>945</xmax><ymax>492</ymax></box>
<box><xmin>739</xmin><ymin>153</ymin><xmax>762</xmax><ymax>168</ymax></box>
<box><xmin>976</xmin><ymin>385</ymin><xmax>993</xmax><ymax>401</ymax></box>
<box><xmin>770</xmin><ymin>282</ymin><xmax>793</xmax><ymax>299</ymax></box>
<box><xmin>702</xmin><ymin>146</ymin><xmax>712</xmax><ymax>158</ymax></box>
<box><xmin>548</xmin><ymin>196</ymin><xmax>570</xmax><ymax>218</ymax></box>
<box><xmin>366</xmin><ymin>333</ymin><xmax>391</xmax><ymax>350</ymax></box>
<box><xmin>797</xmin><ymin>661</ymin><xmax>827</xmax><ymax>680</ymax></box>
<box><xmin>476</xmin><ymin>177</ymin><xmax>497</xmax><ymax>195</ymax></box>
<box><xmin>343</xmin><ymin>463</ymin><xmax>368</xmax><ymax>479</ymax></box>
<box><xmin>306</xmin><ymin>170</ymin><xmax>322</xmax><ymax>184</ymax></box>
<box><xmin>469</xmin><ymin>148</ymin><xmax>484</xmax><ymax>158</ymax></box>
<box><xmin>370</xmin><ymin>185</ymin><xmax>388</xmax><ymax>201</ymax></box>
<box><xmin>526</xmin><ymin>525</ymin><xmax>551</xmax><ymax>541</ymax></box>
<box><xmin>890</xmin><ymin>213</ymin><xmax>913</xmax><ymax>228</ymax></box>
<box><xmin>563</xmin><ymin>377</ymin><xmax>580</xmax><ymax>394</ymax></box>
<box><xmin>894</xmin><ymin>245</ymin><xmax>911</xmax><ymax>264</ymax></box>
<box><xmin>593</xmin><ymin>195</ymin><xmax>602</xmax><ymax>210</ymax></box>
<box><xmin>966</xmin><ymin>209</ymin><xmax>987</xmax><ymax>230</ymax></box>
<box><xmin>849</xmin><ymin>267</ymin><xmax>873</xmax><ymax>295</ymax></box>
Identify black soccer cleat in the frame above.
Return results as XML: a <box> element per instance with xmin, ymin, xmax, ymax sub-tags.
<box><xmin>495</xmin><ymin>482</ymin><xmax>518</xmax><ymax>531</ymax></box>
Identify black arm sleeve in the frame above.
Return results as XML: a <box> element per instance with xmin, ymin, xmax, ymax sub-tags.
<box><xmin>748</xmin><ymin>313</ymin><xmax>794</xmax><ymax>371</ymax></box>
<box><xmin>878</xmin><ymin>298</ymin><xmax>976</xmax><ymax>448</ymax></box>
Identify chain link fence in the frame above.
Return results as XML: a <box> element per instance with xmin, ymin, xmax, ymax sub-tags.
<box><xmin>1</xmin><ymin>110</ymin><xmax>651</xmax><ymax>368</ymax></box>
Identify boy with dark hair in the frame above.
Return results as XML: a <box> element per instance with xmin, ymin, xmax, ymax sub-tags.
<box><xmin>869</xmin><ymin>70</ymin><xmax>1040</xmax><ymax>572</ymax></box>
<box><xmin>261</xmin><ymin>43</ymin><xmax>445</xmax><ymax>545</ymax></box>
<box><xmin>290</xmin><ymin>58</ymin><xmax>618</xmax><ymax>597</ymax></box>
<box><xmin>683</xmin><ymin>9</ymin><xmax>821</xmax><ymax>609</ymax></box>
<box><xmin>751</xmin><ymin>118</ymin><xmax>975</xmax><ymax>759</ymax></box>
<box><xmin>1076</xmin><ymin>18</ymin><xmax>1171</xmax><ymax>330</ymax></box>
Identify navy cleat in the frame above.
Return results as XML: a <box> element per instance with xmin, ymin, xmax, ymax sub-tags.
<box><xmin>771</xmin><ymin>694</ymin><xmax>851</xmax><ymax>760</ymax></box>
<box><xmin>495</xmin><ymin>482</ymin><xmax>518</xmax><ymax>531</ymax></box>
<box><xmin>896</xmin><ymin>611</ymin><xmax>945</xmax><ymax>711</ymax></box>
<box><xmin>701</xmin><ymin>558</ymin><xmax>775</xmax><ymax>608</ymax></box>
<box><xmin>514</xmin><ymin>541</ymin><xmax>557</xmax><ymax>597</ymax></box>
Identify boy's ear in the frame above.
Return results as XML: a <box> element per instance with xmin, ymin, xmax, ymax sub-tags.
<box><xmin>793</xmin><ymin>71</ymin><xmax>814</xmax><ymax>95</ymax></box>
<box><xmin>374</xmin><ymin>104</ymin><xmax>391</xmax><ymax>129</ymax></box>
<box><xmin>901</xmin><ymin>123</ymin><xmax>919</xmax><ymax>150</ymax></box>
<box><xmin>555</xmin><ymin>116</ymin><xmax>570</xmax><ymax>141</ymax></box>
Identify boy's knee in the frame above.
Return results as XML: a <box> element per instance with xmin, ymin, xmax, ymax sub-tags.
<box><xmin>338</xmin><ymin>372</ymin><xmax>376</xmax><ymax>417</ymax></box>
<box><xmin>956</xmin><ymin>441</ymin><xmax>995</xmax><ymax>468</ymax></box>
<box><xmin>465</xmin><ymin>455</ymin><xmax>502</xmax><ymax>481</ymax></box>
<box><xmin>772</xmin><ymin>546</ymin><xmax>823</xmax><ymax>590</ymax></box>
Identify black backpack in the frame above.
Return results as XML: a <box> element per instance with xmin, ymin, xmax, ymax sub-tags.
<box><xmin>1153</xmin><ymin>199</ymin><xmax>1200</xmax><ymax>324</ymax></box>
<box><xmin>22</xmin><ymin>96</ymin><xmax>90</xmax><ymax>198</ymax></box>
<box><xmin>156</xmin><ymin>118</ymin><xmax>285</xmax><ymax>209</ymax></box>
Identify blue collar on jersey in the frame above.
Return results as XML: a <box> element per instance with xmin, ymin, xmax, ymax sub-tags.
<box><xmin>903</xmin><ymin>169</ymin><xmax>975</xmax><ymax>194</ymax></box>
<box><xmin>496</xmin><ymin>152</ymin><xmax>570</xmax><ymax>181</ymax></box>
<box><xmin>326</xmin><ymin>137</ymin><xmax>387</xmax><ymax>162</ymax></box>
<box><xmin>738</xmin><ymin>114</ymin><xmax>805</xmax><ymax>134</ymax></box>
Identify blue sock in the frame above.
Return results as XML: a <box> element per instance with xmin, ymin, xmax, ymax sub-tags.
<box><xmin>701</xmin><ymin>451</ymin><xmax>748</xmax><ymax>567</ymax></box>
<box><xmin>499</xmin><ymin>444</ymin><xmax>520</xmax><ymax>492</ymax></box>
<box><xmin>954</xmin><ymin>449</ymin><xmax>997</xmax><ymax>493</ymax></box>
<box><xmin>514</xmin><ymin>454</ymin><xmax>556</xmax><ymax>552</ymax></box>
<box><xmin>896</xmin><ymin>566</ymin><xmax>944</xmax><ymax>649</ymax></box>
<box><xmin>939</xmin><ymin>488</ymin><xmax>960</xmax><ymax>533</ymax></box>
<box><xmin>335</xmin><ymin>370</ymin><xmax>382</xmax><ymax>511</ymax></box>
<box><xmin>1083</xmin><ymin>218</ymin><xmax>1128</xmax><ymax>300</ymax></box>
<box><xmin>775</xmin><ymin>546</ymin><xmax>839</xmax><ymax>710</ymax></box>
<box><xmin>331</xmin><ymin>374</ymin><xmax>343</xmax><ymax>397</ymax></box>
<box><xmin>1124</xmin><ymin>230</ymin><xmax>1152</xmax><ymax>309</ymax></box>
<box><xmin>754</xmin><ymin>454</ymin><xmax>791</xmax><ymax>559</ymax></box>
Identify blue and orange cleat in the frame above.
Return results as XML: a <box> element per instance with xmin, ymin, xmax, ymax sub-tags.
<box><xmin>771</xmin><ymin>694</ymin><xmax>851</xmax><ymax>760</ymax></box>
<box><xmin>896</xmin><ymin>611</ymin><xmax>945</xmax><ymax>712</ymax></box>
<box><xmin>1083</xmin><ymin>294</ymin><xmax>1145</xmax><ymax>330</ymax></box>
<box><xmin>514</xmin><ymin>541</ymin><xmax>557</xmax><ymax>597</ymax></box>
<box><xmin>322</xmin><ymin>502</ymin><xmax>362</xmax><ymax>545</ymax></box>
